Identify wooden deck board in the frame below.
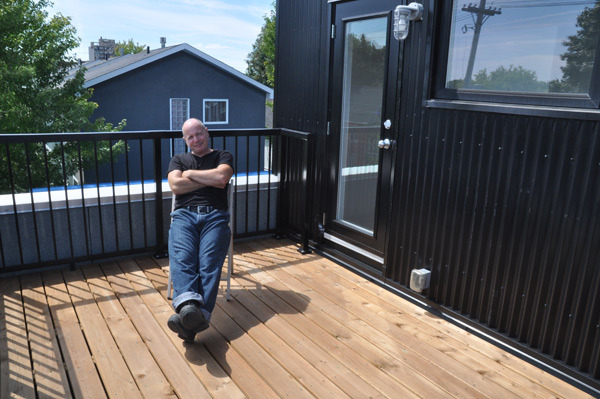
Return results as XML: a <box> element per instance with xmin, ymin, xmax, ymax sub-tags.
<box><xmin>228</xmin><ymin>283</ymin><xmax>386</xmax><ymax>398</ymax></box>
<box><xmin>233</xmin><ymin>245</ymin><xmax>428</xmax><ymax>399</ymax></box>
<box><xmin>238</xmin><ymin>242</ymin><xmax>467</xmax><ymax>398</ymax></box>
<box><xmin>211</xmin><ymin>301</ymin><xmax>316</xmax><ymax>399</ymax></box>
<box><xmin>307</xmin><ymin>251</ymin><xmax>564</xmax><ymax>398</ymax></box>
<box><xmin>0</xmin><ymin>277</ymin><xmax>36</xmax><ymax>399</ymax></box>
<box><xmin>62</xmin><ymin>268</ymin><xmax>143</xmax><ymax>399</ymax></box>
<box><xmin>217</xmin><ymin>293</ymin><xmax>350</xmax><ymax>399</ymax></box>
<box><xmin>115</xmin><ymin>257</ymin><xmax>245</xmax><ymax>399</ymax></box>
<box><xmin>81</xmin><ymin>263</ymin><xmax>177</xmax><ymax>399</ymax></box>
<box><xmin>0</xmin><ymin>238</ymin><xmax>594</xmax><ymax>398</ymax></box>
<box><xmin>306</xmin><ymin>248</ymin><xmax>586</xmax><ymax>399</ymax></box>
<box><xmin>21</xmin><ymin>273</ymin><xmax>72</xmax><ymax>399</ymax></box>
<box><xmin>42</xmin><ymin>270</ymin><xmax>108</xmax><ymax>399</ymax></box>
<box><xmin>249</xmin><ymin>241</ymin><xmax>521</xmax><ymax>398</ymax></box>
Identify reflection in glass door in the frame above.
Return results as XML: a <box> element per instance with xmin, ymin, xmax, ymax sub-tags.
<box><xmin>336</xmin><ymin>18</ymin><xmax>388</xmax><ymax>236</ymax></box>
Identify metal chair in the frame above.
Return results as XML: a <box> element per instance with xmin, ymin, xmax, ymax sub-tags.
<box><xmin>167</xmin><ymin>178</ymin><xmax>234</xmax><ymax>301</ymax></box>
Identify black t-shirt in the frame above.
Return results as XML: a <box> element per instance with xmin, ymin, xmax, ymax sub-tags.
<box><xmin>167</xmin><ymin>150</ymin><xmax>234</xmax><ymax>210</ymax></box>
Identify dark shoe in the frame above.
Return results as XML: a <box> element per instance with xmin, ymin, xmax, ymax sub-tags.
<box><xmin>167</xmin><ymin>313</ymin><xmax>195</xmax><ymax>343</ymax></box>
<box><xmin>179</xmin><ymin>301</ymin><xmax>209</xmax><ymax>333</ymax></box>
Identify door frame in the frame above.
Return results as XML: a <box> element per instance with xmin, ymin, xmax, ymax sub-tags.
<box><xmin>323</xmin><ymin>0</ymin><xmax>403</xmax><ymax>275</ymax></box>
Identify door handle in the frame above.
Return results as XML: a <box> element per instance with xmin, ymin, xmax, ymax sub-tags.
<box><xmin>378</xmin><ymin>138</ymin><xmax>394</xmax><ymax>150</ymax></box>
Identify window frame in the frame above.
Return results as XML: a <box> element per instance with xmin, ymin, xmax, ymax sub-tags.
<box><xmin>203</xmin><ymin>99</ymin><xmax>229</xmax><ymax>125</ymax></box>
<box><xmin>431</xmin><ymin>2</ymin><xmax>600</xmax><ymax>109</ymax></box>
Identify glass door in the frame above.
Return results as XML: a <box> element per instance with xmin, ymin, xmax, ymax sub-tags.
<box><xmin>327</xmin><ymin>0</ymin><xmax>400</xmax><ymax>270</ymax></box>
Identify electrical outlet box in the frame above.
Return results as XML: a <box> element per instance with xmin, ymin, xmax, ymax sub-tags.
<box><xmin>410</xmin><ymin>268</ymin><xmax>431</xmax><ymax>293</ymax></box>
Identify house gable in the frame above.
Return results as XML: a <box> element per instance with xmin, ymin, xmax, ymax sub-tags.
<box><xmin>89</xmin><ymin>51</ymin><xmax>268</xmax><ymax>131</ymax></box>
<box><xmin>81</xmin><ymin>43</ymin><xmax>272</xmax><ymax>99</ymax></box>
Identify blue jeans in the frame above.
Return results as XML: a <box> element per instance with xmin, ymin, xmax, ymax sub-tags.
<box><xmin>168</xmin><ymin>207</ymin><xmax>230</xmax><ymax>322</ymax></box>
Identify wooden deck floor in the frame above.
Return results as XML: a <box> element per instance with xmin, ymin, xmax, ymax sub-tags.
<box><xmin>0</xmin><ymin>238</ymin><xmax>593</xmax><ymax>399</ymax></box>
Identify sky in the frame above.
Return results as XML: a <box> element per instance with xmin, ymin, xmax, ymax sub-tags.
<box><xmin>49</xmin><ymin>0</ymin><xmax>274</xmax><ymax>73</ymax></box>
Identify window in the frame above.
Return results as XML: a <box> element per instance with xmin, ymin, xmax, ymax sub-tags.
<box><xmin>436</xmin><ymin>1</ymin><xmax>600</xmax><ymax>108</ymax></box>
<box><xmin>170</xmin><ymin>98</ymin><xmax>189</xmax><ymax>130</ymax></box>
<box><xmin>170</xmin><ymin>98</ymin><xmax>189</xmax><ymax>154</ymax></box>
<box><xmin>203</xmin><ymin>99</ymin><xmax>228</xmax><ymax>124</ymax></box>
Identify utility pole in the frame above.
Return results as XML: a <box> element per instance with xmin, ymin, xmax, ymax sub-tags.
<box><xmin>462</xmin><ymin>1</ymin><xmax>501</xmax><ymax>87</ymax></box>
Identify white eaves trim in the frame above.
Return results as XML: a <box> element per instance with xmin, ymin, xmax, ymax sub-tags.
<box><xmin>83</xmin><ymin>43</ymin><xmax>273</xmax><ymax>99</ymax></box>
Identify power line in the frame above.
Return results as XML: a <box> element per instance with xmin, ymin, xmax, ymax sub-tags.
<box><xmin>491</xmin><ymin>0</ymin><xmax>596</xmax><ymax>8</ymax></box>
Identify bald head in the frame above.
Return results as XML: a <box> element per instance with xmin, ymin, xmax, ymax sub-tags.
<box><xmin>182</xmin><ymin>118</ymin><xmax>207</xmax><ymax>135</ymax></box>
<box><xmin>182</xmin><ymin>118</ymin><xmax>210</xmax><ymax>156</ymax></box>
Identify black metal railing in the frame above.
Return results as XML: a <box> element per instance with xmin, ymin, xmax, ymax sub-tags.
<box><xmin>275</xmin><ymin>128</ymin><xmax>314</xmax><ymax>254</ymax></box>
<box><xmin>0</xmin><ymin>128</ymin><xmax>312</xmax><ymax>274</ymax></box>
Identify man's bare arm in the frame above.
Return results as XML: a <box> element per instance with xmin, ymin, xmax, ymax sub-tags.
<box><xmin>183</xmin><ymin>164</ymin><xmax>233</xmax><ymax>189</ymax></box>
<box><xmin>168</xmin><ymin>170</ymin><xmax>205</xmax><ymax>195</ymax></box>
<box><xmin>168</xmin><ymin>164</ymin><xmax>233</xmax><ymax>195</ymax></box>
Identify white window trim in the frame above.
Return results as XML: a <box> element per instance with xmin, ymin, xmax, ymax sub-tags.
<box><xmin>169</xmin><ymin>98</ymin><xmax>190</xmax><ymax>130</ymax></box>
<box><xmin>203</xmin><ymin>99</ymin><xmax>229</xmax><ymax>125</ymax></box>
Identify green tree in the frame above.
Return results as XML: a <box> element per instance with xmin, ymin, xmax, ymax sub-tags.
<box><xmin>447</xmin><ymin>65</ymin><xmax>548</xmax><ymax>92</ymax></box>
<box><xmin>0</xmin><ymin>0</ymin><xmax>125</xmax><ymax>193</ymax></box>
<box><xmin>348</xmin><ymin>33</ymin><xmax>386</xmax><ymax>87</ymax></box>
<box><xmin>114</xmin><ymin>39</ymin><xmax>146</xmax><ymax>57</ymax></box>
<box><xmin>471</xmin><ymin>65</ymin><xmax>548</xmax><ymax>92</ymax></box>
<box><xmin>0</xmin><ymin>134</ymin><xmax>126</xmax><ymax>194</ymax></box>
<box><xmin>246</xmin><ymin>2</ymin><xmax>275</xmax><ymax>88</ymax></box>
<box><xmin>0</xmin><ymin>0</ymin><xmax>119</xmax><ymax>133</ymax></box>
<box><xmin>549</xmin><ymin>2</ymin><xmax>600</xmax><ymax>93</ymax></box>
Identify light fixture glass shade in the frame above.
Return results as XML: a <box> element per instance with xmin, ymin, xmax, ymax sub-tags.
<box><xmin>393</xmin><ymin>9</ymin><xmax>411</xmax><ymax>40</ymax></box>
<box><xmin>393</xmin><ymin>3</ymin><xmax>424</xmax><ymax>41</ymax></box>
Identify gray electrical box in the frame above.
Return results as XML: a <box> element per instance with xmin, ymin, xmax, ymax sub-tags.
<box><xmin>410</xmin><ymin>268</ymin><xmax>431</xmax><ymax>293</ymax></box>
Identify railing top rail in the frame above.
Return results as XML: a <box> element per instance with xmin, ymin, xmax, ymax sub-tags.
<box><xmin>207</xmin><ymin>128</ymin><xmax>279</xmax><ymax>137</ymax></box>
<box><xmin>0</xmin><ymin>128</ymin><xmax>285</xmax><ymax>143</ymax></box>
<box><xmin>279</xmin><ymin>128</ymin><xmax>312</xmax><ymax>141</ymax></box>
<box><xmin>0</xmin><ymin>128</ymin><xmax>313</xmax><ymax>144</ymax></box>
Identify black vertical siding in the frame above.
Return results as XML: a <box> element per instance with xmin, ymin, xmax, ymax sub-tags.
<box><xmin>391</xmin><ymin>108</ymin><xmax>600</xmax><ymax>381</ymax></box>
<box><xmin>275</xmin><ymin>0</ymin><xmax>600</xmax><ymax>387</ymax></box>
<box><xmin>274</xmin><ymin>0</ymin><xmax>328</xmax><ymax>134</ymax></box>
<box><xmin>275</xmin><ymin>0</ymin><xmax>330</xmax><ymax>238</ymax></box>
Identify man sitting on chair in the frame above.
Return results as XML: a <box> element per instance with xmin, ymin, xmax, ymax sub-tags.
<box><xmin>166</xmin><ymin>118</ymin><xmax>234</xmax><ymax>343</ymax></box>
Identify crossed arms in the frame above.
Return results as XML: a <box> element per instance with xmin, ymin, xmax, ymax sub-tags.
<box><xmin>168</xmin><ymin>164</ymin><xmax>234</xmax><ymax>195</ymax></box>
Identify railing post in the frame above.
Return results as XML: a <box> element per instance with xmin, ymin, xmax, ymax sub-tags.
<box><xmin>274</xmin><ymin>131</ymin><xmax>287</xmax><ymax>239</ymax></box>
<box><xmin>297</xmin><ymin>134</ymin><xmax>312</xmax><ymax>254</ymax></box>
<box><xmin>153</xmin><ymin>137</ymin><xmax>168</xmax><ymax>258</ymax></box>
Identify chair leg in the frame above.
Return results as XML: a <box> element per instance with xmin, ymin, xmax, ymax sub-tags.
<box><xmin>226</xmin><ymin>237</ymin><xmax>233</xmax><ymax>301</ymax></box>
<box><xmin>167</xmin><ymin>266</ymin><xmax>173</xmax><ymax>300</ymax></box>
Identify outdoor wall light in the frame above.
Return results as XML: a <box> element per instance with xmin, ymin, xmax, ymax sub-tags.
<box><xmin>393</xmin><ymin>2</ymin><xmax>424</xmax><ymax>41</ymax></box>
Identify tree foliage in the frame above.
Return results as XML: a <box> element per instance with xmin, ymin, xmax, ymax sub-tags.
<box><xmin>0</xmin><ymin>0</ymin><xmax>120</xmax><ymax>133</ymax></box>
<box><xmin>0</xmin><ymin>0</ymin><xmax>126</xmax><ymax>193</ymax></box>
<box><xmin>447</xmin><ymin>64</ymin><xmax>548</xmax><ymax>92</ymax></box>
<box><xmin>476</xmin><ymin>65</ymin><xmax>548</xmax><ymax>92</ymax></box>
<box><xmin>246</xmin><ymin>3</ymin><xmax>275</xmax><ymax>88</ymax></box>
<box><xmin>550</xmin><ymin>2</ymin><xmax>600</xmax><ymax>93</ymax></box>
<box><xmin>114</xmin><ymin>38</ymin><xmax>146</xmax><ymax>57</ymax></box>
<box><xmin>0</xmin><ymin>138</ymin><xmax>126</xmax><ymax>194</ymax></box>
<box><xmin>347</xmin><ymin>33</ymin><xmax>386</xmax><ymax>87</ymax></box>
